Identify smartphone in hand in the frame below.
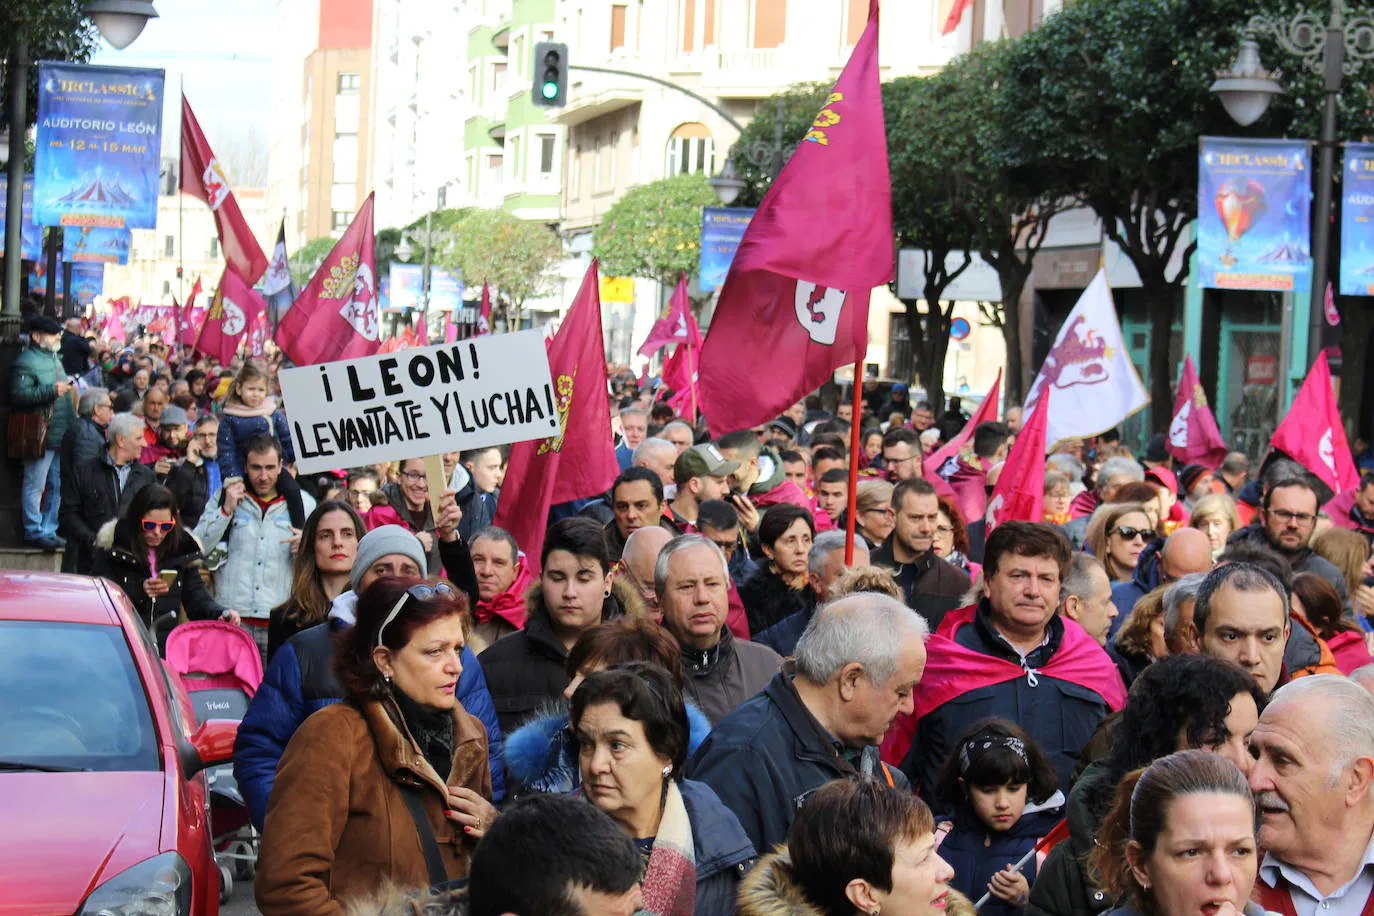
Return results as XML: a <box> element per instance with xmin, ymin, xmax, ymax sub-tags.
<box><xmin>159</xmin><ymin>569</ymin><xmax>178</xmax><ymax>587</ymax></box>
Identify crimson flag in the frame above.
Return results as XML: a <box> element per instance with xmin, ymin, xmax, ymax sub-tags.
<box><xmin>662</xmin><ymin>339</ymin><xmax>701</xmax><ymax>419</ymax></box>
<box><xmin>275</xmin><ymin>194</ymin><xmax>380</xmax><ymax>365</ymax></box>
<box><xmin>925</xmin><ymin>370</ymin><xmax>1001</xmax><ymax>480</ymax></box>
<box><xmin>638</xmin><ymin>274</ymin><xmax>701</xmax><ymax>357</ymax></box>
<box><xmin>180</xmin><ymin>95</ymin><xmax>268</xmax><ymax>284</ymax></box>
<box><xmin>985</xmin><ymin>387</ymin><xmax>1049</xmax><ymax>532</ymax></box>
<box><xmin>1167</xmin><ymin>356</ymin><xmax>1227</xmax><ymax>469</ymax></box>
<box><xmin>476</xmin><ymin>282</ymin><xmax>493</xmax><ymax>336</ymax></box>
<box><xmin>697</xmin><ymin>0</ymin><xmax>892</xmax><ymax>434</ymax></box>
<box><xmin>178</xmin><ymin>276</ymin><xmax>204</xmax><ymax>348</ymax></box>
<box><xmin>1271</xmin><ymin>351</ymin><xmax>1359</xmax><ymax>493</ymax></box>
<box><xmin>494</xmin><ymin>260</ymin><xmax>620</xmax><ymax>566</ymax></box>
<box><xmin>942</xmin><ymin>0</ymin><xmax>973</xmax><ymax>34</ymax></box>
<box><xmin>196</xmin><ymin>266</ymin><xmax>266</xmax><ymax>365</ymax></box>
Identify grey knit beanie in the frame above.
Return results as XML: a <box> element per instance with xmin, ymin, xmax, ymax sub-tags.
<box><xmin>350</xmin><ymin>524</ymin><xmax>426</xmax><ymax>593</ymax></box>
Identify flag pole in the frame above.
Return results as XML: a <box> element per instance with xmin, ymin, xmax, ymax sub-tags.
<box><xmin>844</xmin><ymin>357</ymin><xmax>865</xmax><ymax>565</ymax></box>
<box><xmin>687</xmin><ymin>341</ymin><xmax>699</xmax><ymax>422</ymax></box>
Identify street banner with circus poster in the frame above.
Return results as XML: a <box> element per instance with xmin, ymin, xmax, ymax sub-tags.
<box><xmin>1340</xmin><ymin>143</ymin><xmax>1374</xmax><ymax>296</ymax></box>
<box><xmin>1197</xmin><ymin>137</ymin><xmax>1311</xmax><ymax>293</ymax></box>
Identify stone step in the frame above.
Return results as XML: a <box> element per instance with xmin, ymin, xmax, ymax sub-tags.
<box><xmin>0</xmin><ymin>546</ymin><xmax>64</xmax><ymax>572</ymax></box>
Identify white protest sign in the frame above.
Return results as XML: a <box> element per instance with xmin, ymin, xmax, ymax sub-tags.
<box><xmin>279</xmin><ymin>330</ymin><xmax>558</xmax><ymax>474</ymax></box>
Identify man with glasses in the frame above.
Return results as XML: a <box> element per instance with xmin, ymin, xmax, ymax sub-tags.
<box><xmin>61</xmin><ymin>388</ymin><xmax>113</xmax><ymax>487</ymax></box>
<box><xmin>872</xmin><ymin>478</ymin><xmax>971</xmax><ymax>630</ymax></box>
<box><xmin>381</xmin><ymin>456</ymin><xmax>442</xmax><ymax>574</ymax></box>
<box><xmin>1231</xmin><ymin>475</ymin><xmax>1351</xmax><ymax>607</ymax></box>
<box><xmin>880</xmin><ymin>427</ymin><xmax>923</xmax><ymax>481</ymax></box>
<box><xmin>167</xmin><ymin>415</ymin><xmax>221</xmax><ymax>527</ymax></box>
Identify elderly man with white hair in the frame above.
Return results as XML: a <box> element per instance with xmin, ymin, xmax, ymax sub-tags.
<box><xmin>632</xmin><ymin>436</ymin><xmax>678</xmax><ymax>489</ymax></box>
<box><xmin>689</xmin><ymin>591</ymin><xmax>925</xmax><ymax>852</ymax></box>
<box><xmin>655</xmin><ymin>533</ymin><xmax>780</xmax><ymax>724</ymax></box>
<box><xmin>1250</xmin><ymin>675</ymin><xmax>1374</xmax><ymax>915</ymax></box>
<box><xmin>59</xmin><ymin>413</ymin><xmax>156</xmax><ymax>574</ymax></box>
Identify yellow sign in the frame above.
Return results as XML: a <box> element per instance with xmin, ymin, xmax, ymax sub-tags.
<box><xmin>600</xmin><ymin>276</ymin><xmax>634</xmax><ymax>303</ymax></box>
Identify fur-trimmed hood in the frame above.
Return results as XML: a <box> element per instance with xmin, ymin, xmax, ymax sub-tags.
<box><xmin>739</xmin><ymin>850</ymin><xmax>976</xmax><ymax>916</ymax></box>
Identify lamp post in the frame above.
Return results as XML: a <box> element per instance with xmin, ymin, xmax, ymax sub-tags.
<box><xmin>1212</xmin><ymin>0</ymin><xmax>1374</xmax><ymax>367</ymax></box>
<box><xmin>708</xmin><ymin>95</ymin><xmax>790</xmax><ymax>205</ymax></box>
<box><xmin>3</xmin><ymin>0</ymin><xmax>158</xmax><ymax>324</ymax></box>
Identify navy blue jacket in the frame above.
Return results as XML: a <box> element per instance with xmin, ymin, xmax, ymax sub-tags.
<box><xmin>754</xmin><ymin>608</ymin><xmax>812</xmax><ymax>657</ymax></box>
<box><xmin>939</xmin><ymin>804</ymin><xmax>1064</xmax><ymax>916</ymax></box>
<box><xmin>903</xmin><ymin>607</ymin><xmax>1112</xmax><ymax>798</ymax></box>
<box><xmin>689</xmin><ymin>670</ymin><xmax>907</xmax><ymax>855</ymax></box>
<box><xmin>1108</xmin><ymin>538</ymin><xmax>1162</xmax><ymax>640</ymax></box>
<box><xmin>679</xmin><ymin>778</ymin><xmax>758</xmax><ymax>916</ymax></box>
<box><xmin>216</xmin><ymin>407</ymin><xmax>295</xmax><ymax>480</ymax></box>
<box><xmin>233</xmin><ymin>617</ymin><xmax>505</xmax><ymax>828</ymax></box>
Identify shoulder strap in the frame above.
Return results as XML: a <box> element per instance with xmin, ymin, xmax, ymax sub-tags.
<box><xmin>396</xmin><ymin>781</ymin><xmax>448</xmax><ymax>887</ymax></box>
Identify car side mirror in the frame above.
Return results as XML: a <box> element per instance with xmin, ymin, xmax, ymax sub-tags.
<box><xmin>181</xmin><ymin>719</ymin><xmax>238</xmax><ymax>778</ymax></box>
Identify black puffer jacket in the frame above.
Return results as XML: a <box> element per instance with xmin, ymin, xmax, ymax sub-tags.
<box><xmin>477</xmin><ymin>579</ymin><xmax>644</xmax><ymax>735</ymax></box>
<box><xmin>1024</xmin><ymin>759</ymin><xmax>1117</xmax><ymax>916</ymax></box>
<box><xmin>59</xmin><ymin>452</ymin><xmax>157</xmax><ymax>575</ymax></box>
<box><xmin>90</xmin><ymin>520</ymin><xmax>225</xmax><ymax>642</ymax></box>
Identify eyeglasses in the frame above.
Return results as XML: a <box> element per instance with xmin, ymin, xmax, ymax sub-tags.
<box><xmin>1268</xmin><ymin>509</ymin><xmax>1316</xmax><ymax>527</ymax></box>
<box><xmin>141</xmin><ymin>520</ymin><xmax>175</xmax><ymax>533</ymax></box>
<box><xmin>399</xmin><ymin>470</ymin><xmax>427</xmax><ymax>483</ymax></box>
<box><xmin>882</xmin><ymin>453</ymin><xmax>919</xmax><ymax>466</ymax></box>
<box><xmin>193</xmin><ymin>432</ymin><xmax>217</xmax><ymax>441</ymax></box>
<box><xmin>709</xmin><ymin>538</ymin><xmax>738</xmax><ymax>557</ymax></box>
<box><xmin>864</xmin><ymin>508</ymin><xmax>896</xmax><ymax>518</ymax></box>
<box><xmin>377</xmin><ymin>583</ymin><xmax>455</xmax><ymax>648</ymax></box>
<box><xmin>1111</xmin><ymin>526</ymin><xmax>1149</xmax><ymax>542</ymax></box>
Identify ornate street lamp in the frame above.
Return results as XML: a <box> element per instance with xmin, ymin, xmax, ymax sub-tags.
<box><xmin>82</xmin><ymin>0</ymin><xmax>160</xmax><ymax>50</ymax></box>
<box><xmin>1213</xmin><ymin>0</ymin><xmax>1374</xmax><ymax>364</ymax></box>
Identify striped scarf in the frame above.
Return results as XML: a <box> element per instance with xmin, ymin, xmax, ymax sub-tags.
<box><xmin>639</xmin><ymin>780</ymin><xmax>696</xmax><ymax>916</ymax></box>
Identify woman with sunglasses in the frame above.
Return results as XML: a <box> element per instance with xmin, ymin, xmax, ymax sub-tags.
<box><xmin>256</xmin><ymin>575</ymin><xmax>496</xmax><ymax>913</ymax></box>
<box><xmin>91</xmin><ymin>484</ymin><xmax>238</xmax><ymax>648</ymax></box>
<box><xmin>1084</xmin><ymin>503</ymin><xmax>1153</xmax><ymax>584</ymax></box>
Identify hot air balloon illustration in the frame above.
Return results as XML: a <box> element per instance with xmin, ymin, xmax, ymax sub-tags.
<box><xmin>1215</xmin><ymin>177</ymin><xmax>1267</xmax><ymax>267</ymax></box>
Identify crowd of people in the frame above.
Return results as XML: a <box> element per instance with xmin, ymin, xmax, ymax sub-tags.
<box><xmin>15</xmin><ymin>319</ymin><xmax>1374</xmax><ymax>916</ymax></box>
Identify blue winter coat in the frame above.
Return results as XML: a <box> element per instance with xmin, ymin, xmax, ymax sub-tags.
<box><xmin>678</xmin><ymin>778</ymin><xmax>758</xmax><ymax>916</ymax></box>
<box><xmin>217</xmin><ymin>405</ymin><xmax>295</xmax><ymax>479</ymax></box>
<box><xmin>938</xmin><ymin>802</ymin><xmax>1065</xmax><ymax>916</ymax></box>
<box><xmin>233</xmin><ymin>615</ymin><xmax>506</xmax><ymax>828</ymax></box>
<box><xmin>754</xmin><ymin>608</ymin><xmax>811</xmax><ymax>657</ymax></box>
<box><xmin>505</xmin><ymin>702</ymin><xmax>713</xmax><ymax>797</ymax></box>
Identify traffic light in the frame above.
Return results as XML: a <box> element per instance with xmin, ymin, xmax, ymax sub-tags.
<box><xmin>532</xmin><ymin>42</ymin><xmax>568</xmax><ymax>108</ymax></box>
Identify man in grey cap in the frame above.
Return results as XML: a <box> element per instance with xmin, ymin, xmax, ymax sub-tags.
<box><xmin>233</xmin><ymin>522</ymin><xmax>505</xmax><ymax>828</ymax></box>
<box><xmin>668</xmin><ymin>443</ymin><xmax>739</xmax><ymax>529</ymax></box>
<box><xmin>12</xmin><ymin>314</ymin><xmax>75</xmax><ymax>550</ymax></box>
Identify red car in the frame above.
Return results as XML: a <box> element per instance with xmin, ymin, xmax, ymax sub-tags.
<box><xmin>0</xmin><ymin>571</ymin><xmax>237</xmax><ymax>916</ymax></box>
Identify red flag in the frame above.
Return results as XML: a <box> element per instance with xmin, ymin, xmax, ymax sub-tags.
<box><xmin>697</xmin><ymin>0</ymin><xmax>891</xmax><ymax>434</ymax></box>
<box><xmin>942</xmin><ymin>0</ymin><xmax>973</xmax><ymax>34</ymax></box>
<box><xmin>638</xmin><ymin>274</ymin><xmax>701</xmax><ymax>357</ymax></box>
<box><xmin>415</xmin><ymin>311</ymin><xmax>428</xmax><ymax>346</ymax></box>
<box><xmin>924</xmin><ymin>370</ymin><xmax>1001</xmax><ymax>480</ymax></box>
<box><xmin>178</xmin><ymin>277</ymin><xmax>204</xmax><ymax>347</ymax></box>
<box><xmin>475</xmin><ymin>282</ymin><xmax>493</xmax><ymax>336</ymax></box>
<box><xmin>1271</xmin><ymin>351</ymin><xmax>1359</xmax><ymax>493</ymax></box>
<box><xmin>180</xmin><ymin>95</ymin><xmax>268</xmax><ymax>285</ymax></box>
<box><xmin>195</xmin><ymin>266</ymin><xmax>266</xmax><ymax>365</ymax></box>
<box><xmin>247</xmin><ymin>309</ymin><xmax>269</xmax><ymax>358</ymax></box>
<box><xmin>378</xmin><ymin>334</ymin><xmax>406</xmax><ymax>355</ymax></box>
<box><xmin>661</xmin><ymin>340</ymin><xmax>700</xmax><ymax>420</ymax></box>
<box><xmin>275</xmin><ymin>194</ymin><xmax>380</xmax><ymax>365</ymax></box>
<box><xmin>1167</xmin><ymin>356</ymin><xmax>1227</xmax><ymax>470</ymax></box>
<box><xmin>494</xmin><ymin>260</ymin><xmax>619</xmax><ymax>565</ymax></box>
<box><xmin>985</xmin><ymin>387</ymin><xmax>1049</xmax><ymax>532</ymax></box>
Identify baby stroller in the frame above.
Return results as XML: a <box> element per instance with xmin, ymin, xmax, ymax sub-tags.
<box><xmin>164</xmin><ymin>620</ymin><xmax>264</xmax><ymax>904</ymax></box>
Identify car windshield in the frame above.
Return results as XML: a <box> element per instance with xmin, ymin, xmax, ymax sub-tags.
<box><xmin>0</xmin><ymin>621</ymin><xmax>159</xmax><ymax>772</ymax></box>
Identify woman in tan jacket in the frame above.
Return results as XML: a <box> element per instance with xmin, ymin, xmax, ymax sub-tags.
<box><xmin>255</xmin><ymin>576</ymin><xmax>497</xmax><ymax>914</ymax></box>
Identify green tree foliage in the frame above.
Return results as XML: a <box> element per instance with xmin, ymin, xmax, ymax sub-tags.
<box><xmin>1</xmin><ymin>0</ymin><xmax>98</xmax><ymax>155</ymax></box>
<box><xmin>289</xmin><ymin>237</ymin><xmax>336</xmax><ymax>288</ymax></box>
<box><xmin>728</xmin><ymin>83</ymin><xmax>832</xmax><ymax>207</ymax></box>
<box><xmin>436</xmin><ymin>208</ymin><xmax>562</xmax><ymax>322</ymax></box>
<box><xmin>592</xmin><ymin>173</ymin><xmax>718</xmax><ymax>287</ymax></box>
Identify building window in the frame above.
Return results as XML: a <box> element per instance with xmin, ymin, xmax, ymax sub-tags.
<box><xmin>681</xmin><ymin>0</ymin><xmax>696</xmax><ymax>52</ymax></box>
<box><xmin>753</xmin><ymin>0</ymin><xmax>785</xmax><ymax>48</ymax></box>
<box><xmin>209</xmin><ymin>238</ymin><xmax>219</xmax><ymax>259</ymax></box>
<box><xmin>593</xmin><ymin>137</ymin><xmax>604</xmax><ymax>192</ymax></box>
<box><xmin>487</xmin><ymin>153</ymin><xmax>504</xmax><ymax>187</ymax></box>
<box><xmin>164</xmin><ymin>235</ymin><xmax>175</xmax><ymax>257</ymax></box>
<box><xmin>337</xmin><ymin>72</ymin><xmax>361</xmax><ymax>94</ymax></box>
<box><xmin>163</xmin><ymin>280</ymin><xmax>171</xmax><ymax>296</ymax></box>
<box><xmin>666</xmin><ymin>122</ymin><xmax>714</xmax><ymax>175</ymax></box>
<box><xmin>539</xmin><ymin>134</ymin><xmax>557</xmax><ymax>176</ymax></box>
<box><xmin>845</xmin><ymin>0</ymin><xmax>866</xmax><ymax>43</ymax></box>
<box><xmin>611</xmin><ymin>4</ymin><xmax>627</xmax><ymax>50</ymax></box>
<box><xmin>335</xmin><ymin>94</ymin><xmax>361</xmax><ymax>133</ymax></box>
<box><xmin>490</xmin><ymin>61</ymin><xmax>507</xmax><ymax>96</ymax></box>
<box><xmin>334</xmin><ymin>133</ymin><xmax>359</xmax><ymax>176</ymax></box>
<box><xmin>331</xmin><ymin>183</ymin><xmax>356</xmax><ymax>209</ymax></box>
<box><xmin>332</xmin><ymin>210</ymin><xmax>353</xmax><ymax>231</ymax></box>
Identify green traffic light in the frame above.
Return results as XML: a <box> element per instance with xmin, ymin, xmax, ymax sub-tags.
<box><xmin>541</xmin><ymin>81</ymin><xmax>558</xmax><ymax>100</ymax></box>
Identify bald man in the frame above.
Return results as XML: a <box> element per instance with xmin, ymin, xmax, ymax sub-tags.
<box><xmin>1110</xmin><ymin>525</ymin><xmax>1214</xmax><ymax>639</ymax></box>
<box><xmin>622</xmin><ymin>525</ymin><xmax>674</xmax><ymax>616</ymax></box>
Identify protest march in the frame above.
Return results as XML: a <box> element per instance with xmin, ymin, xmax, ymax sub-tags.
<box><xmin>12</xmin><ymin>2</ymin><xmax>1374</xmax><ymax>916</ymax></box>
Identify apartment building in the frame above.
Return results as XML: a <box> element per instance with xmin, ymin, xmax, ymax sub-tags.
<box><xmin>267</xmin><ymin>0</ymin><xmax>374</xmax><ymax>248</ymax></box>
